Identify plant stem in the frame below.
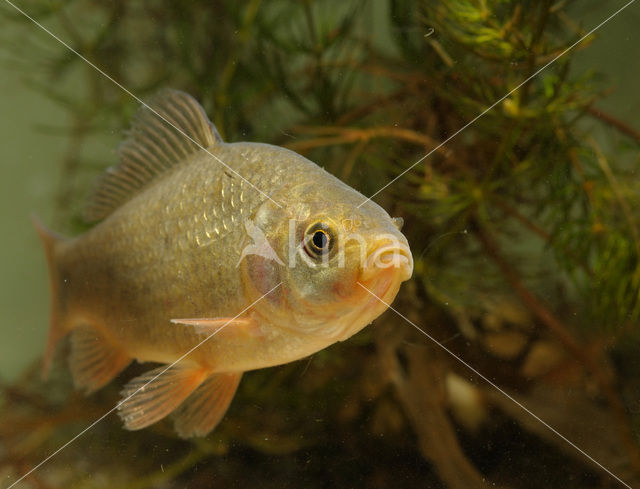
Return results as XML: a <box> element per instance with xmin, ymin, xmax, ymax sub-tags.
<box><xmin>587</xmin><ymin>106</ymin><xmax>640</xmax><ymax>143</ymax></box>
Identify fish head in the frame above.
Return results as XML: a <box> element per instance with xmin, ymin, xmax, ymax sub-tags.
<box><xmin>240</xmin><ymin>180</ymin><xmax>413</xmax><ymax>342</ymax></box>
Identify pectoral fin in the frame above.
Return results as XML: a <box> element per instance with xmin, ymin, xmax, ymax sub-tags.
<box><xmin>69</xmin><ymin>327</ymin><xmax>131</xmax><ymax>394</ymax></box>
<box><xmin>170</xmin><ymin>317</ymin><xmax>262</xmax><ymax>338</ymax></box>
<box><xmin>117</xmin><ymin>364</ymin><xmax>208</xmax><ymax>431</ymax></box>
<box><xmin>173</xmin><ymin>372</ymin><xmax>243</xmax><ymax>438</ymax></box>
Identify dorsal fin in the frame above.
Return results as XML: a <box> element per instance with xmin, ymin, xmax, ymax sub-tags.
<box><xmin>84</xmin><ymin>89</ymin><xmax>223</xmax><ymax>222</ymax></box>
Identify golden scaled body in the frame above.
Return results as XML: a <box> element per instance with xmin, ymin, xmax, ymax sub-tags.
<box><xmin>36</xmin><ymin>90</ymin><xmax>413</xmax><ymax>437</ymax></box>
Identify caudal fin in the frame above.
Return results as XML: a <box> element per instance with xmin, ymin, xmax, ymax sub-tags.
<box><xmin>33</xmin><ymin>215</ymin><xmax>67</xmax><ymax>380</ymax></box>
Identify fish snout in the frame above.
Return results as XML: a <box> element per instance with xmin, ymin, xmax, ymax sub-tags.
<box><xmin>362</xmin><ymin>238</ymin><xmax>413</xmax><ymax>282</ymax></box>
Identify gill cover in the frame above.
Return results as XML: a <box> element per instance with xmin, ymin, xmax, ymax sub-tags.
<box><xmin>238</xmin><ymin>200</ymin><xmax>286</xmax><ymax>308</ymax></box>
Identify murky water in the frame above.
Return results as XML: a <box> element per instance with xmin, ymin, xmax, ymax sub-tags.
<box><xmin>1</xmin><ymin>1</ymin><xmax>639</xmax><ymax>488</ymax></box>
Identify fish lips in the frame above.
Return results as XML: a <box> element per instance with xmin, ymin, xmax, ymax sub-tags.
<box><xmin>361</xmin><ymin>240</ymin><xmax>413</xmax><ymax>283</ymax></box>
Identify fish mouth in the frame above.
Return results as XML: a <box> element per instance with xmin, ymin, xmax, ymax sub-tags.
<box><xmin>361</xmin><ymin>239</ymin><xmax>413</xmax><ymax>283</ymax></box>
<box><xmin>325</xmin><ymin>240</ymin><xmax>412</xmax><ymax>343</ymax></box>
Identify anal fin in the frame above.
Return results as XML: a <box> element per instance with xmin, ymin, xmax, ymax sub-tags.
<box><xmin>173</xmin><ymin>372</ymin><xmax>243</xmax><ymax>438</ymax></box>
<box><xmin>117</xmin><ymin>364</ymin><xmax>208</xmax><ymax>431</ymax></box>
<box><xmin>69</xmin><ymin>327</ymin><xmax>131</xmax><ymax>394</ymax></box>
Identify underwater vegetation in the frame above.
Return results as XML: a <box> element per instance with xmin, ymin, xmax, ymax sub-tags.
<box><xmin>1</xmin><ymin>0</ymin><xmax>639</xmax><ymax>488</ymax></box>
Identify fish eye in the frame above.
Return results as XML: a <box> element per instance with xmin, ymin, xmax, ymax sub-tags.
<box><xmin>303</xmin><ymin>222</ymin><xmax>335</xmax><ymax>258</ymax></box>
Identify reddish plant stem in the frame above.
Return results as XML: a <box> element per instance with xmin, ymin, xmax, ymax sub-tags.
<box><xmin>587</xmin><ymin>107</ymin><xmax>640</xmax><ymax>143</ymax></box>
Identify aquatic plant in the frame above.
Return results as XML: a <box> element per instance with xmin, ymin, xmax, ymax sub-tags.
<box><xmin>1</xmin><ymin>0</ymin><xmax>639</xmax><ymax>488</ymax></box>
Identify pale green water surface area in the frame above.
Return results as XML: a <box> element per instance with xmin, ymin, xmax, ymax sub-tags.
<box><xmin>0</xmin><ymin>27</ymin><xmax>65</xmax><ymax>380</ymax></box>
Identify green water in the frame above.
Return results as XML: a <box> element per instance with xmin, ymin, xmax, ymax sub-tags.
<box><xmin>0</xmin><ymin>40</ymin><xmax>65</xmax><ymax>380</ymax></box>
<box><xmin>1</xmin><ymin>1</ymin><xmax>639</xmax><ymax>382</ymax></box>
<box><xmin>0</xmin><ymin>2</ymin><xmax>640</xmax><ymax>489</ymax></box>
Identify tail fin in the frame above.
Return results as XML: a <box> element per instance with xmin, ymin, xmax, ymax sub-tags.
<box><xmin>33</xmin><ymin>215</ymin><xmax>67</xmax><ymax>380</ymax></box>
